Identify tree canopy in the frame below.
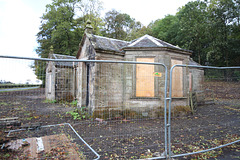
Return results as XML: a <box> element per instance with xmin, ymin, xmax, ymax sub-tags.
<box><xmin>101</xmin><ymin>9</ymin><xmax>143</xmax><ymax>40</ymax></box>
<box><xmin>36</xmin><ymin>0</ymin><xmax>240</xmax><ymax>67</ymax></box>
<box><xmin>36</xmin><ymin>0</ymin><xmax>103</xmax><ymax>58</ymax></box>
<box><xmin>35</xmin><ymin>0</ymin><xmax>103</xmax><ymax>84</ymax></box>
<box><xmin>149</xmin><ymin>0</ymin><xmax>240</xmax><ymax>66</ymax></box>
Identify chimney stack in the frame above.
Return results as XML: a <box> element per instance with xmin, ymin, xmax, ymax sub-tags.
<box><xmin>85</xmin><ymin>19</ymin><xmax>93</xmax><ymax>34</ymax></box>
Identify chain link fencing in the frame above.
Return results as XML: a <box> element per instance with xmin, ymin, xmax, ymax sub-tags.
<box><xmin>0</xmin><ymin>56</ymin><xmax>168</xmax><ymax>159</ymax></box>
<box><xmin>168</xmin><ymin>65</ymin><xmax>240</xmax><ymax>159</ymax></box>
<box><xmin>0</xmin><ymin>56</ymin><xmax>239</xmax><ymax>159</ymax></box>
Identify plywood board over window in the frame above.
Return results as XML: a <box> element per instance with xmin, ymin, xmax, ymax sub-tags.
<box><xmin>171</xmin><ymin>59</ymin><xmax>183</xmax><ymax>97</ymax></box>
<box><xmin>136</xmin><ymin>58</ymin><xmax>155</xmax><ymax>97</ymax></box>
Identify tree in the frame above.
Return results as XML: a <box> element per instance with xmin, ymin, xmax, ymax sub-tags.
<box><xmin>35</xmin><ymin>0</ymin><xmax>103</xmax><ymax>85</ymax></box>
<box><xmin>150</xmin><ymin>15</ymin><xmax>180</xmax><ymax>46</ymax></box>
<box><xmin>176</xmin><ymin>1</ymin><xmax>209</xmax><ymax>65</ymax></box>
<box><xmin>147</xmin><ymin>0</ymin><xmax>240</xmax><ymax>67</ymax></box>
<box><xmin>126</xmin><ymin>25</ymin><xmax>150</xmax><ymax>41</ymax></box>
<box><xmin>207</xmin><ymin>0</ymin><xmax>238</xmax><ymax>66</ymax></box>
<box><xmin>101</xmin><ymin>9</ymin><xmax>142</xmax><ymax>40</ymax></box>
<box><xmin>36</xmin><ymin>0</ymin><xmax>81</xmax><ymax>57</ymax></box>
<box><xmin>75</xmin><ymin>0</ymin><xmax>104</xmax><ymax>35</ymax></box>
<box><xmin>36</xmin><ymin>0</ymin><xmax>103</xmax><ymax>57</ymax></box>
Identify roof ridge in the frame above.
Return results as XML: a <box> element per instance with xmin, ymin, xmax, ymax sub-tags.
<box><xmin>146</xmin><ymin>35</ymin><xmax>164</xmax><ymax>47</ymax></box>
<box><xmin>52</xmin><ymin>54</ymin><xmax>76</xmax><ymax>59</ymax></box>
<box><xmin>127</xmin><ymin>34</ymin><xmax>183</xmax><ymax>50</ymax></box>
<box><xmin>93</xmin><ymin>34</ymin><xmax>130</xmax><ymax>43</ymax></box>
<box><xmin>128</xmin><ymin>35</ymin><xmax>148</xmax><ymax>47</ymax></box>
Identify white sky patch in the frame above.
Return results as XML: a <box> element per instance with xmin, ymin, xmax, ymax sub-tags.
<box><xmin>101</xmin><ymin>0</ymin><xmax>191</xmax><ymax>26</ymax></box>
<box><xmin>0</xmin><ymin>58</ymin><xmax>40</xmax><ymax>84</ymax></box>
<box><xmin>0</xmin><ymin>0</ymin><xmax>40</xmax><ymax>58</ymax></box>
<box><xmin>0</xmin><ymin>0</ymin><xmax>48</xmax><ymax>84</ymax></box>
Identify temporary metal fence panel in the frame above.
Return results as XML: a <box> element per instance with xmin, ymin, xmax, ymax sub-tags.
<box><xmin>1</xmin><ymin>55</ymin><xmax>240</xmax><ymax>159</ymax></box>
<box><xmin>0</xmin><ymin>55</ymin><xmax>167</xmax><ymax>159</ymax></box>
<box><xmin>74</xmin><ymin>61</ymin><xmax>167</xmax><ymax>159</ymax></box>
<box><xmin>168</xmin><ymin>65</ymin><xmax>240</xmax><ymax>159</ymax></box>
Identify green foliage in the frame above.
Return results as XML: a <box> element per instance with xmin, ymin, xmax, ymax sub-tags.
<box><xmin>34</xmin><ymin>0</ymin><xmax>240</xmax><ymax>75</ymax></box>
<box><xmin>0</xmin><ymin>102</ymin><xmax>8</xmax><ymax>105</ymax></box>
<box><xmin>75</xmin><ymin>0</ymin><xmax>104</xmax><ymax>35</ymax></box>
<box><xmin>233</xmin><ymin>70</ymin><xmax>240</xmax><ymax>81</ymax></box>
<box><xmin>151</xmin><ymin>14</ymin><xmax>180</xmax><ymax>44</ymax></box>
<box><xmin>149</xmin><ymin>0</ymin><xmax>240</xmax><ymax>67</ymax></box>
<box><xmin>37</xmin><ymin>0</ymin><xmax>103</xmax><ymax>57</ymax></box>
<box><xmin>37</xmin><ymin>0</ymin><xmax>82</xmax><ymax>57</ymax></box>
<box><xmin>70</xmin><ymin>100</ymin><xmax>78</xmax><ymax>106</ymax></box>
<box><xmin>34</xmin><ymin>0</ymin><xmax>103</xmax><ymax>84</ymax></box>
<box><xmin>66</xmin><ymin>107</ymin><xmax>90</xmax><ymax>120</ymax></box>
<box><xmin>2</xmin><ymin>153</ymin><xmax>10</xmax><ymax>159</ymax></box>
<box><xmin>125</xmin><ymin>23</ymin><xmax>149</xmax><ymax>41</ymax></box>
<box><xmin>44</xmin><ymin>99</ymin><xmax>57</xmax><ymax>103</ymax></box>
<box><xmin>101</xmin><ymin>9</ymin><xmax>145</xmax><ymax>40</ymax></box>
<box><xmin>177</xmin><ymin>1</ymin><xmax>209</xmax><ymax>65</ymax></box>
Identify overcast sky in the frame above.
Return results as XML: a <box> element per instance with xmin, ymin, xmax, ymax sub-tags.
<box><xmin>0</xmin><ymin>0</ymin><xmax>191</xmax><ymax>83</ymax></box>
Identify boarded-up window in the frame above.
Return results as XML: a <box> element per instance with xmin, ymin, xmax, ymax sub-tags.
<box><xmin>189</xmin><ymin>73</ymin><xmax>192</xmax><ymax>92</ymax></box>
<box><xmin>136</xmin><ymin>58</ymin><xmax>154</xmax><ymax>97</ymax></box>
<box><xmin>171</xmin><ymin>59</ymin><xmax>183</xmax><ymax>97</ymax></box>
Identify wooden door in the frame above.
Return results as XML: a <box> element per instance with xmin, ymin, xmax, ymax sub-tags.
<box><xmin>136</xmin><ymin>58</ymin><xmax>154</xmax><ymax>97</ymax></box>
<box><xmin>171</xmin><ymin>59</ymin><xmax>183</xmax><ymax>97</ymax></box>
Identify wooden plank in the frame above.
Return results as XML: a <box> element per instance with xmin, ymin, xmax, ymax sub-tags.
<box><xmin>0</xmin><ymin>117</ymin><xmax>20</xmax><ymax>127</ymax></box>
<box><xmin>0</xmin><ymin>117</ymin><xmax>18</xmax><ymax>121</ymax></box>
<box><xmin>189</xmin><ymin>73</ymin><xmax>192</xmax><ymax>92</ymax></box>
<box><xmin>136</xmin><ymin>58</ymin><xmax>154</xmax><ymax>97</ymax></box>
<box><xmin>0</xmin><ymin>121</ymin><xmax>20</xmax><ymax>127</ymax></box>
<box><xmin>25</xmin><ymin>138</ymin><xmax>38</xmax><ymax>158</ymax></box>
<box><xmin>171</xmin><ymin>59</ymin><xmax>183</xmax><ymax>97</ymax></box>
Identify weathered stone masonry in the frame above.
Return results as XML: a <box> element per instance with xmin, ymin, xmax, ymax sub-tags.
<box><xmin>46</xmin><ymin>24</ymin><xmax>204</xmax><ymax>117</ymax></box>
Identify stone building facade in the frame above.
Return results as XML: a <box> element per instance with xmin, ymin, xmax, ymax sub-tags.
<box><xmin>45</xmin><ymin>54</ymin><xmax>77</xmax><ymax>102</ymax></box>
<box><xmin>75</xmin><ymin>27</ymin><xmax>204</xmax><ymax>116</ymax></box>
<box><xmin>46</xmin><ymin>25</ymin><xmax>204</xmax><ymax>116</ymax></box>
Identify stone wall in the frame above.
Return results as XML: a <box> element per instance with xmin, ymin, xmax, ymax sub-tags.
<box><xmin>124</xmin><ymin>49</ymin><xmax>191</xmax><ymax>112</ymax></box>
<box><xmin>93</xmin><ymin>53</ymin><xmax>125</xmax><ymax>113</ymax></box>
<box><xmin>76</xmin><ymin>36</ymin><xmax>206</xmax><ymax>117</ymax></box>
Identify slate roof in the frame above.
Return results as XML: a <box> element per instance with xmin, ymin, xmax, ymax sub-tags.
<box><xmin>88</xmin><ymin>34</ymin><xmax>190</xmax><ymax>53</ymax></box>
<box><xmin>90</xmin><ymin>35</ymin><xmax>129</xmax><ymax>53</ymax></box>
<box><xmin>127</xmin><ymin>35</ymin><xmax>182</xmax><ymax>50</ymax></box>
<box><xmin>50</xmin><ymin>54</ymin><xmax>77</xmax><ymax>67</ymax></box>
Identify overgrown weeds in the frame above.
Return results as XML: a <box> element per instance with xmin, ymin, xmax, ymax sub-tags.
<box><xmin>43</xmin><ymin>99</ymin><xmax>57</xmax><ymax>103</ymax></box>
<box><xmin>66</xmin><ymin>107</ymin><xmax>90</xmax><ymax>120</ymax></box>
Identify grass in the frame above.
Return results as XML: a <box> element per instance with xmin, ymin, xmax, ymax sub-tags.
<box><xmin>43</xmin><ymin>99</ymin><xmax>57</xmax><ymax>103</ymax></box>
<box><xmin>0</xmin><ymin>87</ymin><xmax>40</xmax><ymax>92</ymax></box>
<box><xmin>66</xmin><ymin>107</ymin><xmax>90</xmax><ymax>120</ymax></box>
<box><xmin>0</xmin><ymin>102</ymin><xmax>8</xmax><ymax>105</ymax></box>
<box><xmin>0</xmin><ymin>84</ymin><xmax>40</xmax><ymax>88</ymax></box>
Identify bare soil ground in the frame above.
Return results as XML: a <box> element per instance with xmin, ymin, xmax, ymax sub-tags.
<box><xmin>0</xmin><ymin>81</ymin><xmax>239</xmax><ymax>159</ymax></box>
